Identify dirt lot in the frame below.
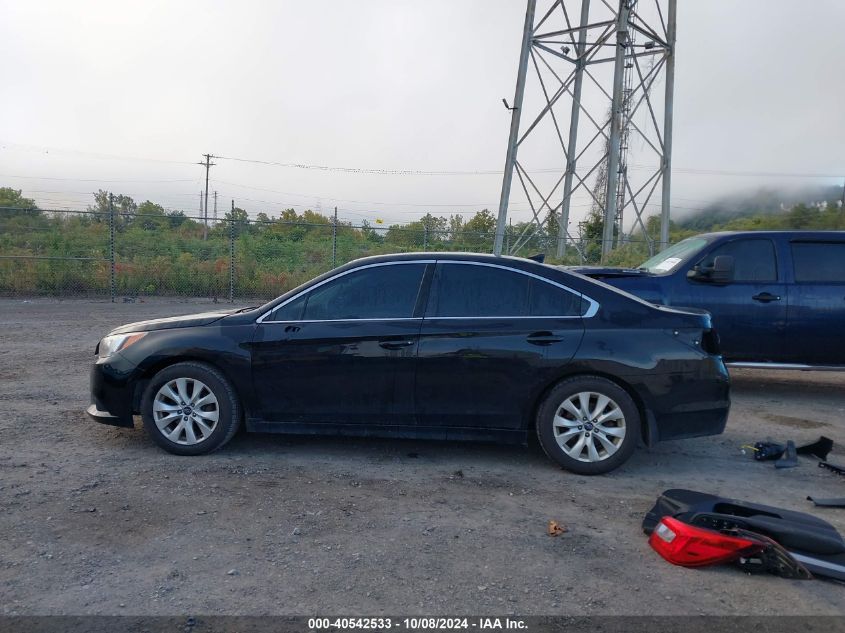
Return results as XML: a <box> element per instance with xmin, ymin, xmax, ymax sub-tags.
<box><xmin>1</xmin><ymin>298</ymin><xmax>843</xmax><ymax>616</ymax></box>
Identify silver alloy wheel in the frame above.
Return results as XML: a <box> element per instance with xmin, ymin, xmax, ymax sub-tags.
<box><xmin>552</xmin><ymin>391</ymin><xmax>626</xmax><ymax>463</ymax></box>
<box><xmin>152</xmin><ymin>377</ymin><xmax>220</xmax><ymax>445</ymax></box>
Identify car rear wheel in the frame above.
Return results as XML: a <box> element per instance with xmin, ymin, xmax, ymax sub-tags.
<box><xmin>141</xmin><ymin>362</ymin><xmax>241</xmax><ymax>456</ymax></box>
<box><xmin>536</xmin><ymin>376</ymin><xmax>640</xmax><ymax>475</ymax></box>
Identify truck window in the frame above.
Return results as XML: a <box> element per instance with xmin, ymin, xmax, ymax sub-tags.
<box><xmin>698</xmin><ymin>239</ymin><xmax>777</xmax><ymax>282</ymax></box>
<box><xmin>639</xmin><ymin>237</ymin><xmax>708</xmax><ymax>273</ymax></box>
<box><xmin>791</xmin><ymin>242</ymin><xmax>845</xmax><ymax>283</ymax></box>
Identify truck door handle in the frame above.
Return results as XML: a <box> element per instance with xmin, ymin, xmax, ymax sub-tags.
<box><xmin>527</xmin><ymin>331</ymin><xmax>563</xmax><ymax>346</ymax></box>
<box><xmin>752</xmin><ymin>292</ymin><xmax>781</xmax><ymax>303</ymax></box>
<box><xmin>379</xmin><ymin>340</ymin><xmax>414</xmax><ymax>350</ymax></box>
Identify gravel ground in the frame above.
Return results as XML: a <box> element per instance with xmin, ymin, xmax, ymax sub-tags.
<box><xmin>1</xmin><ymin>298</ymin><xmax>843</xmax><ymax>616</ymax></box>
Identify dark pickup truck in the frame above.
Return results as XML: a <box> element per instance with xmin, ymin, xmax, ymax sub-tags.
<box><xmin>572</xmin><ymin>231</ymin><xmax>845</xmax><ymax>368</ymax></box>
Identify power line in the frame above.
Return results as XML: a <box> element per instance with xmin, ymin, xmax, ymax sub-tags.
<box><xmin>0</xmin><ymin>141</ymin><xmax>195</xmax><ymax>166</ymax></box>
<box><xmin>0</xmin><ymin>174</ymin><xmax>199</xmax><ymax>184</ymax></box>
<box><xmin>217</xmin><ymin>154</ymin><xmax>844</xmax><ymax>180</ymax></box>
<box><xmin>210</xmin><ymin>178</ymin><xmax>537</xmax><ymax>209</ymax></box>
<box><xmin>214</xmin><ymin>155</ymin><xmax>505</xmax><ymax>176</ymax></box>
<box><xmin>629</xmin><ymin>164</ymin><xmax>845</xmax><ymax>179</ymax></box>
<box><xmin>3</xmin><ymin>140</ymin><xmax>840</xmax><ymax>180</ymax></box>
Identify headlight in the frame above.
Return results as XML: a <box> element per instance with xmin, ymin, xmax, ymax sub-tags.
<box><xmin>98</xmin><ymin>332</ymin><xmax>147</xmax><ymax>359</ymax></box>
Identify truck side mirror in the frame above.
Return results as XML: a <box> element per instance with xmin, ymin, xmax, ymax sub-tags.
<box><xmin>710</xmin><ymin>255</ymin><xmax>734</xmax><ymax>283</ymax></box>
<box><xmin>687</xmin><ymin>255</ymin><xmax>734</xmax><ymax>284</ymax></box>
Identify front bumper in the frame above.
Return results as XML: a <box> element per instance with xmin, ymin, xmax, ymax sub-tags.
<box><xmin>86</xmin><ymin>356</ymin><xmax>138</xmax><ymax>428</ymax></box>
<box><xmin>86</xmin><ymin>403</ymin><xmax>133</xmax><ymax>428</ymax></box>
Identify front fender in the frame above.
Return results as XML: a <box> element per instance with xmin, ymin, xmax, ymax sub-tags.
<box><xmin>119</xmin><ymin>323</ymin><xmax>256</xmax><ymax>418</ymax></box>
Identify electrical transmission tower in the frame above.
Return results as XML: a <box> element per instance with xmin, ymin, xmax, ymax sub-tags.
<box><xmin>493</xmin><ymin>0</ymin><xmax>677</xmax><ymax>262</ymax></box>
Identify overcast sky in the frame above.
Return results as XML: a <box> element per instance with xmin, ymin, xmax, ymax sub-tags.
<box><xmin>1</xmin><ymin>0</ymin><xmax>844</xmax><ymax>226</ymax></box>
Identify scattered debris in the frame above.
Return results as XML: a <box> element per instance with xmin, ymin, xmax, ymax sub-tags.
<box><xmin>774</xmin><ymin>440</ymin><xmax>798</xmax><ymax>469</ymax></box>
<box><xmin>807</xmin><ymin>496</ymin><xmax>845</xmax><ymax>508</ymax></box>
<box><xmin>743</xmin><ymin>436</ymin><xmax>836</xmax><ymax>470</ymax></box>
<box><xmin>797</xmin><ymin>436</ymin><xmax>834</xmax><ymax>461</ymax></box>
<box><xmin>742</xmin><ymin>441</ymin><xmax>784</xmax><ymax>461</ymax></box>
<box><xmin>547</xmin><ymin>520</ymin><xmax>567</xmax><ymax>537</ymax></box>
<box><xmin>643</xmin><ymin>489</ymin><xmax>845</xmax><ymax>581</ymax></box>
<box><xmin>819</xmin><ymin>461</ymin><xmax>845</xmax><ymax>477</ymax></box>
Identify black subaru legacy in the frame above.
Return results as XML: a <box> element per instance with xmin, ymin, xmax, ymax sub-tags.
<box><xmin>87</xmin><ymin>253</ymin><xmax>729</xmax><ymax>475</ymax></box>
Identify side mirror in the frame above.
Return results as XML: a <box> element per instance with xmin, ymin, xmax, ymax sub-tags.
<box><xmin>710</xmin><ymin>255</ymin><xmax>734</xmax><ymax>283</ymax></box>
<box><xmin>687</xmin><ymin>255</ymin><xmax>734</xmax><ymax>284</ymax></box>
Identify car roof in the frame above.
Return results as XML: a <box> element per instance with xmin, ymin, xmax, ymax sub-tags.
<box><xmin>337</xmin><ymin>251</ymin><xmax>547</xmax><ymax>268</ymax></box>
<box><xmin>695</xmin><ymin>230</ymin><xmax>845</xmax><ymax>240</ymax></box>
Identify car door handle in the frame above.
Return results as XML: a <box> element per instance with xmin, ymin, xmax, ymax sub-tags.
<box><xmin>752</xmin><ymin>292</ymin><xmax>781</xmax><ymax>303</ymax></box>
<box><xmin>527</xmin><ymin>331</ymin><xmax>563</xmax><ymax>346</ymax></box>
<box><xmin>284</xmin><ymin>325</ymin><xmax>301</xmax><ymax>333</ymax></box>
<box><xmin>379</xmin><ymin>340</ymin><xmax>415</xmax><ymax>350</ymax></box>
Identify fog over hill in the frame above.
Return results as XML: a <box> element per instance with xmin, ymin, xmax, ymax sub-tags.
<box><xmin>676</xmin><ymin>184</ymin><xmax>844</xmax><ymax>231</ymax></box>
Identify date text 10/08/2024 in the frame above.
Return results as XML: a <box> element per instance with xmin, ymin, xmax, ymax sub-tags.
<box><xmin>307</xmin><ymin>617</ymin><xmax>528</xmax><ymax>630</ymax></box>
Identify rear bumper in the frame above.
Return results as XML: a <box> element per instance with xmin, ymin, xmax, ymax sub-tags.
<box><xmin>86</xmin><ymin>357</ymin><xmax>138</xmax><ymax>428</ymax></box>
<box><xmin>636</xmin><ymin>356</ymin><xmax>731</xmax><ymax>443</ymax></box>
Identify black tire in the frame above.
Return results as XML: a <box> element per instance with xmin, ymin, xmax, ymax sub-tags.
<box><xmin>536</xmin><ymin>375</ymin><xmax>640</xmax><ymax>475</ymax></box>
<box><xmin>141</xmin><ymin>361</ymin><xmax>241</xmax><ymax>456</ymax></box>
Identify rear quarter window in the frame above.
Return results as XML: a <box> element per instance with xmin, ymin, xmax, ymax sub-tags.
<box><xmin>791</xmin><ymin>242</ymin><xmax>845</xmax><ymax>283</ymax></box>
<box><xmin>429</xmin><ymin>263</ymin><xmax>585</xmax><ymax>317</ymax></box>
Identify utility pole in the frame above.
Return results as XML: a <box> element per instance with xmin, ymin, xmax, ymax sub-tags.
<box><xmin>229</xmin><ymin>200</ymin><xmax>235</xmax><ymax>303</ymax></box>
<box><xmin>213</xmin><ymin>190</ymin><xmax>218</xmax><ymax>224</ymax></box>
<box><xmin>108</xmin><ymin>193</ymin><xmax>115</xmax><ymax>303</ymax></box>
<box><xmin>198</xmin><ymin>153</ymin><xmax>215</xmax><ymax>240</ymax></box>
<box><xmin>493</xmin><ymin>0</ymin><xmax>537</xmax><ymax>256</ymax></box>
<box><xmin>332</xmin><ymin>206</ymin><xmax>338</xmax><ymax>268</ymax></box>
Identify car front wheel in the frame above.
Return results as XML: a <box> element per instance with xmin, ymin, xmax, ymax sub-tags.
<box><xmin>536</xmin><ymin>376</ymin><xmax>640</xmax><ymax>475</ymax></box>
<box><xmin>141</xmin><ymin>361</ymin><xmax>241</xmax><ymax>455</ymax></box>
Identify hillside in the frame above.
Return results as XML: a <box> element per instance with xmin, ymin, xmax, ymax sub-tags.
<box><xmin>676</xmin><ymin>185</ymin><xmax>844</xmax><ymax>232</ymax></box>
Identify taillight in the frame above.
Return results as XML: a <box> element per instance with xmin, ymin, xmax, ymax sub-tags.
<box><xmin>701</xmin><ymin>329</ymin><xmax>720</xmax><ymax>355</ymax></box>
<box><xmin>649</xmin><ymin>517</ymin><xmax>764</xmax><ymax>567</ymax></box>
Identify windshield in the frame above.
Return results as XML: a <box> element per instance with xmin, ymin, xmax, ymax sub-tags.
<box><xmin>638</xmin><ymin>237</ymin><xmax>709</xmax><ymax>273</ymax></box>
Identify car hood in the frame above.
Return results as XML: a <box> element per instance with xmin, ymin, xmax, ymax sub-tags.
<box><xmin>565</xmin><ymin>265</ymin><xmax>653</xmax><ymax>278</ymax></box>
<box><xmin>109</xmin><ymin>309</ymin><xmax>238</xmax><ymax>334</ymax></box>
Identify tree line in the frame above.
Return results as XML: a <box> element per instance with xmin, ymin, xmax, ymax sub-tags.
<box><xmin>1</xmin><ymin>185</ymin><xmax>842</xmax><ymax>297</ymax></box>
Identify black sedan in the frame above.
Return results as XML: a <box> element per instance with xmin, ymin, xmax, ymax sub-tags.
<box><xmin>87</xmin><ymin>253</ymin><xmax>730</xmax><ymax>474</ymax></box>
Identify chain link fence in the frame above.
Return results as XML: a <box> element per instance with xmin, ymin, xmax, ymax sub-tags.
<box><xmin>0</xmin><ymin>206</ymin><xmax>656</xmax><ymax>301</ymax></box>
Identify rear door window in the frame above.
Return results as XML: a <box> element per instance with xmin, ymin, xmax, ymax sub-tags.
<box><xmin>428</xmin><ymin>262</ymin><xmax>582</xmax><ymax>317</ymax></box>
<box><xmin>698</xmin><ymin>239</ymin><xmax>778</xmax><ymax>282</ymax></box>
<box><xmin>791</xmin><ymin>242</ymin><xmax>845</xmax><ymax>282</ymax></box>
